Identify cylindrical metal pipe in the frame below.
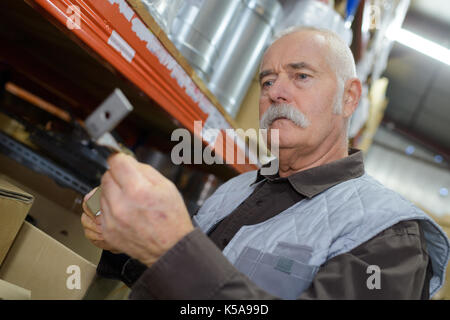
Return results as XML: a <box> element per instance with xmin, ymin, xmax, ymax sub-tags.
<box><xmin>142</xmin><ymin>0</ymin><xmax>282</xmax><ymax>118</ymax></box>
<box><xmin>141</xmin><ymin>0</ymin><xmax>183</xmax><ymax>34</ymax></box>
<box><xmin>169</xmin><ymin>0</ymin><xmax>242</xmax><ymax>81</ymax></box>
<box><xmin>277</xmin><ymin>0</ymin><xmax>352</xmax><ymax>45</ymax></box>
<box><xmin>207</xmin><ymin>0</ymin><xmax>282</xmax><ymax>118</ymax></box>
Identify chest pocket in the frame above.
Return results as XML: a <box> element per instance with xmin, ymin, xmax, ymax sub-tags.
<box><xmin>234</xmin><ymin>242</ymin><xmax>319</xmax><ymax>300</ymax></box>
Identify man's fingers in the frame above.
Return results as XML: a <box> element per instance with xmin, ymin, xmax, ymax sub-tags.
<box><xmin>84</xmin><ymin>228</ymin><xmax>104</xmax><ymax>242</ymax></box>
<box><xmin>108</xmin><ymin>153</ymin><xmax>166</xmax><ymax>188</ymax></box>
<box><xmin>95</xmin><ymin>213</ymin><xmax>104</xmax><ymax>226</ymax></box>
<box><xmin>81</xmin><ymin>212</ymin><xmax>102</xmax><ymax>234</ymax></box>
<box><xmin>107</xmin><ymin>153</ymin><xmax>144</xmax><ymax>189</ymax></box>
<box><xmin>137</xmin><ymin>162</ymin><xmax>166</xmax><ymax>185</ymax></box>
<box><xmin>101</xmin><ymin>171</ymin><xmax>123</xmax><ymax>212</ymax></box>
<box><xmin>99</xmin><ymin>175</ymin><xmax>117</xmax><ymax>232</ymax></box>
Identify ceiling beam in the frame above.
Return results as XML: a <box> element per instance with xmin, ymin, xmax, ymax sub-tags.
<box><xmin>382</xmin><ymin>116</ymin><xmax>450</xmax><ymax>163</ymax></box>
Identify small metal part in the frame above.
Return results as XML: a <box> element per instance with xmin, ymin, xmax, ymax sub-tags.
<box><xmin>84</xmin><ymin>88</ymin><xmax>133</xmax><ymax>141</ymax></box>
<box><xmin>84</xmin><ymin>88</ymin><xmax>134</xmax><ymax>217</ymax></box>
<box><xmin>86</xmin><ymin>186</ymin><xmax>102</xmax><ymax>217</ymax></box>
<box><xmin>96</xmin><ymin>132</ymin><xmax>123</xmax><ymax>153</ymax></box>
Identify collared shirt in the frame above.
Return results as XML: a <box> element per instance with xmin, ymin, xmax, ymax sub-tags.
<box><xmin>208</xmin><ymin>148</ymin><xmax>365</xmax><ymax>250</ymax></box>
<box><xmin>97</xmin><ymin>149</ymin><xmax>432</xmax><ymax>299</ymax></box>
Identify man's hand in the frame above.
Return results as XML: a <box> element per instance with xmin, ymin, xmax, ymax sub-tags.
<box><xmin>99</xmin><ymin>153</ymin><xmax>194</xmax><ymax>267</ymax></box>
<box><xmin>81</xmin><ymin>188</ymin><xmax>122</xmax><ymax>254</ymax></box>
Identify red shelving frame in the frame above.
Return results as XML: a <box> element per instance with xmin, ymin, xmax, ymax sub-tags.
<box><xmin>25</xmin><ymin>0</ymin><xmax>259</xmax><ymax>174</ymax></box>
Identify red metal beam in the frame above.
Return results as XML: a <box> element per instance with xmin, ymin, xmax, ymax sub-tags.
<box><xmin>25</xmin><ymin>0</ymin><xmax>258</xmax><ymax>173</ymax></box>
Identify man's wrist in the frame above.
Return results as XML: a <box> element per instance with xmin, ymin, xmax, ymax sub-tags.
<box><xmin>140</xmin><ymin>225</ymin><xmax>196</xmax><ymax>268</ymax></box>
<box><xmin>130</xmin><ymin>227</ymin><xmax>236</xmax><ymax>299</ymax></box>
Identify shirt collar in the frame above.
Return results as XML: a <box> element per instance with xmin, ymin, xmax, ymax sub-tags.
<box><xmin>252</xmin><ymin>148</ymin><xmax>365</xmax><ymax>199</ymax></box>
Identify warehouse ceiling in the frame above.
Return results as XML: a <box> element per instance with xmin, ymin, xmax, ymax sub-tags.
<box><xmin>410</xmin><ymin>0</ymin><xmax>450</xmax><ymax>26</ymax></box>
<box><xmin>382</xmin><ymin>0</ymin><xmax>450</xmax><ymax>155</ymax></box>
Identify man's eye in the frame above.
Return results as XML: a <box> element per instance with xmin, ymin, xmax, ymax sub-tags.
<box><xmin>262</xmin><ymin>80</ymin><xmax>274</xmax><ymax>88</ymax></box>
<box><xmin>297</xmin><ymin>73</ymin><xmax>309</xmax><ymax>80</ymax></box>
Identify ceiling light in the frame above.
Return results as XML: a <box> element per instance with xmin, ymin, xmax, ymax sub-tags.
<box><xmin>434</xmin><ymin>155</ymin><xmax>443</xmax><ymax>163</ymax></box>
<box><xmin>405</xmin><ymin>145</ymin><xmax>415</xmax><ymax>155</ymax></box>
<box><xmin>387</xmin><ymin>28</ymin><xmax>450</xmax><ymax>66</ymax></box>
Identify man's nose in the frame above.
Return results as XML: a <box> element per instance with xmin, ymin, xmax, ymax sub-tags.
<box><xmin>268</xmin><ymin>76</ymin><xmax>291</xmax><ymax>104</ymax></box>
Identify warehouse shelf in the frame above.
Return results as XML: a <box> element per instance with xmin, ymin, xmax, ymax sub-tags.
<box><xmin>25</xmin><ymin>0</ymin><xmax>259</xmax><ymax>174</ymax></box>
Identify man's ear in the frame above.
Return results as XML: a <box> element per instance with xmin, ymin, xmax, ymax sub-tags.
<box><xmin>342</xmin><ymin>78</ymin><xmax>362</xmax><ymax>118</ymax></box>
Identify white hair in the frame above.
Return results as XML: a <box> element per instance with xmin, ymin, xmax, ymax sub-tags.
<box><xmin>269</xmin><ymin>26</ymin><xmax>357</xmax><ymax>134</ymax></box>
<box><xmin>260</xmin><ymin>103</ymin><xmax>310</xmax><ymax>130</ymax></box>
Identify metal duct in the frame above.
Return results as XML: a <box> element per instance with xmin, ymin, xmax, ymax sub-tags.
<box><xmin>207</xmin><ymin>0</ymin><xmax>282</xmax><ymax>117</ymax></box>
<box><xmin>277</xmin><ymin>0</ymin><xmax>352</xmax><ymax>45</ymax></box>
<box><xmin>168</xmin><ymin>0</ymin><xmax>242</xmax><ymax>81</ymax></box>
<box><xmin>142</xmin><ymin>0</ymin><xmax>282</xmax><ymax>118</ymax></box>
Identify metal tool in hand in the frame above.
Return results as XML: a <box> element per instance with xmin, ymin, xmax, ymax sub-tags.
<box><xmin>84</xmin><ymin>88</ymin><xmax>133</xmax><ymax>217</ymax></box>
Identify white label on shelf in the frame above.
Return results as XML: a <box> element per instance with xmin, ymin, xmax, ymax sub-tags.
<box><xmin>108</xmin><ymin>0</ymin><xmax>134</xmax><ymax>21</ymax></box>
<box><xmin>108</xmin><ymin>30</ymin><xmax>136</xmax><ymax>63</ymax></box>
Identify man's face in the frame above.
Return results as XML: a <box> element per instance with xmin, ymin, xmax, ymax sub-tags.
<box><xmin>259</xmin><ymin>31</ymin><xmax>345</xmax><ymax>153</ymax></box>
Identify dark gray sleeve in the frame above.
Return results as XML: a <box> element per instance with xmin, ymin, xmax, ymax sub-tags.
<box><xmin>129</xmin><ymin>220</ymin><xmax>431</xmax><ymax>300</ymax></box>
<box><xmin>96</xmin><ymin>250</ymin><xmax>147</xmax><ymax>288</ymax></box>
<box><xmin>95</xmin><ymin>211</ymin><xmax>202</xmax><ymax>288</ymax></box>
<box><xmin>129</xmin><ymin>228</ymin><xmax>271</xmax><ymax>299</ymax></box>
<box><xmin>299</xmin><ymin>220</ymin><xmax>431</xmax><ymax>299</ymax></box>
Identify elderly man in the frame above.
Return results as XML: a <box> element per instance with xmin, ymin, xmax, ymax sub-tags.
<box><xmin>81</xmin><ymin>27</ymin><xmax>449</xmax><ymax>299</ymax></box>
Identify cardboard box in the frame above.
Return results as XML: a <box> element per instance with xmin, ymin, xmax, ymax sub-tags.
<box><xmin>0</xmin><ymin>175</ymin><xmax>33</xmax><ymax>265</ymax></box>
<box><xmin>0</xmin><ymin>279</ymin><xmax>30</xmax><ymax>300</ymax></box>
<box><xmin>0</xmin><ymin>222</ymin><xmax>97</xmax><ymax>300</ymax></box>
<box><xmin>0</xmin><ymin>155</ymin><xmax>102</xmax><ymax>265</ymax></box>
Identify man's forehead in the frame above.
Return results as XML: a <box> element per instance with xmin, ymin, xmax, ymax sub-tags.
<box><xmin>259</xmin><ymin>62</ymin><xmax>319</xmax><ymax>81</ymax></box>
<box><xmin>271</xmin><ymin>30</ymin><xmax>328</xmax><ymax>51</ymax></box>
<box><xmin>261</xmin><ymin>31</ymin><xmax>329</xmax><ymax>69</ymax></box>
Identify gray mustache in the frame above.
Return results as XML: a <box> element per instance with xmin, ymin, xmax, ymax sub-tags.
<box><xmin>260</xmin><ymin>104</ymin><xmax>310</xmax><ymax>129</ymax></box>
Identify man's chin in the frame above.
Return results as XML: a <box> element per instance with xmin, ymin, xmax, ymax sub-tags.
<box><xmin>266</xmin><ymin>130</ymin><xmax>305</xmax><ymax>149</ymax></box>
